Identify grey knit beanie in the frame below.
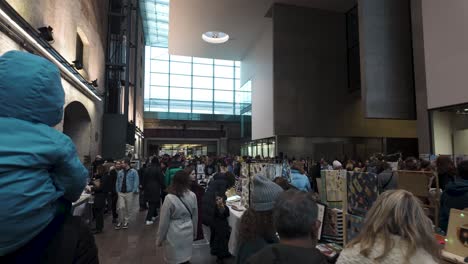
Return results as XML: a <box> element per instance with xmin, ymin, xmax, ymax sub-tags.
<box><xmin>251</xmin><ymin>175</ymin><xmax>284</xmax><ymax>212</ymax></box>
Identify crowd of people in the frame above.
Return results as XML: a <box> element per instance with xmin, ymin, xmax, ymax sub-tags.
<box><xmin>2</xmin><ymin>50</ymin><xmax>468</xmax><ymax>264</ymax></box>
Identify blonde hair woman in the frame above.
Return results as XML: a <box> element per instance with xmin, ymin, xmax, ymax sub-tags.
<box><xmin>337</xmin><ymin>190</ymin><xmax>440</xmax><ymax>264</ymax></box>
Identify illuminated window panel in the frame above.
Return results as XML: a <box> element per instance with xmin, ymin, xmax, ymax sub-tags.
<box><xmin>193</xmin><ymin>63</ymin><xmax>214</xmax><ymax>77</ymax></box>
<box><xmin>215</xmin><ymin>78</ymin><xmax>234</xmax><ymax>91</ymax></box>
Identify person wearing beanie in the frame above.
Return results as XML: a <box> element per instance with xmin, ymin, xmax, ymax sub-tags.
<box><xmin>236</xmin><ymin>175</ymin><xmax>284</xmax><ymax>264</ymax></box>
<box><xmin>0</xmin><ymin>51</ymin><xmax>97</xmax><ymax>263</ymax></box>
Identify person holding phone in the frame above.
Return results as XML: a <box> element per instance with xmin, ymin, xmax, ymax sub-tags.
<box><xmin>202</xmin><ymin>160</ymin><xmax>236</xmax><ymax>263</ymax></box>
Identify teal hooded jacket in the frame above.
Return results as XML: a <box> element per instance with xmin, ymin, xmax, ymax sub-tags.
<box><xmin>0</xmin><ymin>51</ymin><xmax>88</xmax><ymax>255</ymax></box>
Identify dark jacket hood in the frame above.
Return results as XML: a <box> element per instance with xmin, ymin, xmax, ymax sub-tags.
<box><xmin>0</xmin><ymin>51</ymin><xmax>64</xmax><ymax>126</ymax></box>
<box><xmin>445</xmin><ymin>179</ymin><xmax>468</xmax><ymax>196</ymax></box>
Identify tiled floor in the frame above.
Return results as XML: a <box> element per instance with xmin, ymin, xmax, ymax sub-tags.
<box><xmin>93</xmin><ymin>202</ymin><xmax>234</xmax><ymax>264</ymax></box>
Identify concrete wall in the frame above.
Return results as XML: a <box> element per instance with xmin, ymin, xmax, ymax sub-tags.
<box><xmin>1</xmin><ymin>0</ymin><xmax>108</xmax><ymax>163</ymax></box>
<box><xmin>358</xmin><ymin>0</ymin><xmax>416</xmax><ymax>119</ymax></box>
<box><xmin>411</xmin><ymin>0</ymin><xmax>432</xmax><ymax>155</ymax></box>
<box><xmin>276</xmin><ymin>136</ymin><xmax>385</xmax><ymax>161</ymax></box>
<box><xmin>272</xmin><ymin>4</ymin><xmax>417</xmax><ymax>139</ymax></box>
<box><xmin>432</xmin><ymin>111</ymin><xmax>453</xmax><ymax>155</ymax></box>
<box><xmin>241</xmin><ymin>22</ymin><xmax>274</xmax><ymax>140</ymax></box>
<box><xmin>421</xmin><ymin>0</ymin><xmax>468</xmax><ymax>109</ymax></box>
<box><xmin>454</xmin><ymin>129</ymin><xmax>468</xmax><ymax>156</ymax></box>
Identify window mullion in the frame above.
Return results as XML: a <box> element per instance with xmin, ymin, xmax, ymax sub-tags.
<box><xmin>168</xmin><ymin>54</ymin><xmax>171</xmax><ymax>112</ymax></box>
<box><xmin>191</xmin><ymin>57</ymin><xmax>193</xmax><ymax>115</ymax></box>
<box><xmin>212</xmin><ymin>61</ymin><xmax>215</xmax><ymax>115</ymax></box>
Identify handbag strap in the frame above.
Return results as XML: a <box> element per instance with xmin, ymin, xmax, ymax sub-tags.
<box><xmin>176</xmin><ymin>195</ymin><xmax>193</xmax><ymax>219</ymax></box>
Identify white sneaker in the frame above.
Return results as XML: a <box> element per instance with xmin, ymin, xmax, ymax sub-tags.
<box><xmin>146</xmin><ymin>221</ymin><xmax>154</xmax><ymax>225</ymax></box>
<box><xmin>151</xmin><ymin>217</ymin><xmax>157</xmax><ymax>221</ymax></box>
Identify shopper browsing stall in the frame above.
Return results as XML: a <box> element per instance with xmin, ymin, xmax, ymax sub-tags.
<box><xmin>236</xmin><ymin>175</ymin><xmax>283</xmax><ymax>264</ymax></box>
<box><xmin>202</xmin><ymin>160</ymin><xmax>236</xmax><ymax>263</ymax></box>
<box><xmin>157</xmin><ymin>170</ymin><xmax>198</xmax><ymax>264</ymax></box>
<box><xmin>337</xmin><ymin>190</ymin><xmax>440</xmax><ymax>264</ymax></box>
<box><xmin>246</xmin><ymin>190</ymin><xmax>327</xmax><ymax>264</ymax></box>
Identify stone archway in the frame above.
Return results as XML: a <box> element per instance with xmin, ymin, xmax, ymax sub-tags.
<box><xmin>63</xmin><ymin>101</ymin><xmax>92</xmax><ymax>162</ymax></box>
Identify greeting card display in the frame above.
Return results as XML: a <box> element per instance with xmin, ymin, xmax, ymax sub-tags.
<box><xmin>347</xmin><ymin>172</ymin><xmax>378</xmax><ymax>217</ymax></box>
<box><xmin>345</xmin><ymin>214</ymin><xmax>365</xmax><ymax>243</ymax></box>
<box><xmin>445</xmin><ymin>209</ymin><xmax>468</xmax><ymax>257</ymax></box>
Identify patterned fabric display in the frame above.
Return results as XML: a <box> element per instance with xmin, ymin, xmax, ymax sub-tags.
<box><xmin>347</xmin><ymin>172</ymin><xmax>378</xmax><ymax>217</ymax></box>
<box><xmin>322</xmin><ymin>208</ymin><xmax>344</xmax><ymax>245</ymax></box>
<box><xmin>325</xmin><ymin>170</ymin><xmax>346</xmax><ymax>202</ymax></box>
<box><xmin>240</xmin><ymin>177</ymin><xmax>250</xmax><ymax>208</ymax></box>
<box><xmin>320</xmin><ymin>170</ymin><xmax>346</xmax><ymax>209</ymax></box>
<box><xmin>346</xmin><ymin>214</ymin><xmax>364</xmax><ymax>243</ymax></box>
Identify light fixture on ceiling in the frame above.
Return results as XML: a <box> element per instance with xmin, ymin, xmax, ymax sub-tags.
<box><xmin>202</xmin><ymin>31</ymin><xmax>229</xmax><ymax>44</ymax></box>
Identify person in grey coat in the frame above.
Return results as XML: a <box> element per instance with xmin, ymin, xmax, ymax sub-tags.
<box><xmin>157</xmin><ymin>170</ymin><xmax>198</xmax><ymax>264</ymax></box>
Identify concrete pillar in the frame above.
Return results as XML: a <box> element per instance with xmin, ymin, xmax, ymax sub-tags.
<box><xmin>358</xmin><ymin>0</ymin><xmax>416</xmax><ymax>120</ymax></box>
<box><xmin>411</xmin><ymin>0</ymin><xmax>432</xmax><ymax>154</ymax></box>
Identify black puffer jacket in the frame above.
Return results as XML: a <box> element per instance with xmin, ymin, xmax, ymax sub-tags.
<box><xmin>92</xmin><ymin>172</ymin><xmax>112</xmax><ymax>209</ymax></box>
<box><xmin>143</xmin><ymin>165</ymin><xmax>164</xmax><ymax>203</ymax></box>
<box><xmin>439</xmin><ymin>179</ymin><xmax>468</xmax><ymax>232</ymax></box>
<box><xmin>202</xmin><ymin>173</ymin><xmax>230</xmax><ymax>227</ymax></box>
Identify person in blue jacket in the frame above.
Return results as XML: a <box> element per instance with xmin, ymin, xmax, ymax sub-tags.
<box><xmin>115</xmin><ymin>159</ymin><xmax>139</xmax><ymax>229</ymax></box>
<box><xmin>0</xmin><ymin>51</ymin><xmax>91</xmax><ymax>260</ymax></box>
<box><xmin>290</xmin><ymin>160</ymin><xmax>312</xmax><ymax>192</ymax></box>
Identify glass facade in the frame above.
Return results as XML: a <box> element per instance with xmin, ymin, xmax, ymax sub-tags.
<box><xmin>241</xmin><ymin>138</ymin><xmax>276</xmax><ymax>158</ymax></box>
<box><xmin>140</xmin><ymin>0</ymin><xmax>169</xmax><ymax>47</ymax></box>
<box><xmin>144</xmin><ymin>46</ymin><xmax>250</xmax><ymax>116</ymax></box>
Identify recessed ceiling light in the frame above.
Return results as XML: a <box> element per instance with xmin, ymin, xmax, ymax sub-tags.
<box><xmin>202</xmin><ymin>31</ymin><xmax>229</xmax><ymax>44</ymax></box>
<box><xmin>464</xmin><ymin>108</ymin><xmax>468</xmax><ymax>112</ymax></box>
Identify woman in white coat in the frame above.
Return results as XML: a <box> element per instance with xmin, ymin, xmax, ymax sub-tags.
<box><xmin>157</xmin><ymin>170</ymin><xmax>198</xmax><ymax>264</ymax></box>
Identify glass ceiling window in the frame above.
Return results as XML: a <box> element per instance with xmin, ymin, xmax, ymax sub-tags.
<box><xmin>140</xmin><ymin>0</ymin><xmax>169</xmax><ymax>47</ymax></box>
<box><xmin>144</xmin><ymin>47</ymin><xmax>248</xmax><ymax>116</ymax></box>
<box><xmin>141</xmin><ymin>0</ymin><xmax>250</xmax><ymax>116</ymax></box>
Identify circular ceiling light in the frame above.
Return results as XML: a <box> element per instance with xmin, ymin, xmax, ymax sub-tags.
<box><xmin>202</xmin><ymin>31</ymin><xmax>229</xmax><ymax>44</ymax></box>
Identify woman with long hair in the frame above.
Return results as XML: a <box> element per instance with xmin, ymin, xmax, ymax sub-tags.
<box><xmin>436</xmin><ymin>156</ymin><xmax>456</xmax><ymax>190</ymax></box>
<box><xmin>236</xmin><ymin>175</ymin><xmax>283</xmax><ymax>264</ymax></box>
<box><xmin>157</xmin><ymin>170</ymin><xmax>198</xmax><ymax>264</ymax></box>
<box><xmin>186</xmin><ymin>166</ymin><xmax>205</xmax><ymax>241</ymax></box>
<box><xmin>337</xmin><ymin>190</ymin><xmax>440</xmax><ymax>264</ymax></box>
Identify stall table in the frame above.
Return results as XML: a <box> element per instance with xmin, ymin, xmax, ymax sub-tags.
<box><xmin>441</xmin><ymin>250</ymin><xmax>466</xmax><ymax>264</ymax></box>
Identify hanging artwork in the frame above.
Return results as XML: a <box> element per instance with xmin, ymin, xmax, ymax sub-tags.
<box><xmin>347</xmin><ymin>172</ymin><xmax>379</xmax><ymax>217</ymax></box>
<box><xmin>345</xmin><ymin>214</ymin><xmax>365</xmax><ymax>244</ymax></box>
<box><xmin>322</xmin><ymin>208</ymin><xmax>344</xmax><ymax>245</ymax></box>
<box><xmin>324</xmin><ymin>170</ymin><xmax>346</xmax><ymax>202</ymax></box>
<box><xmin>240</xmin><ymin>177</ymin><xmax>251</xmax><ymax>208</ymax></box>
<box><xmin>445</xmin><ymin>209</ymin><xmax>468</xmax><ymax>257</ymax></box>
<box><xmin>240</xmin><ymin>163</ymin><xmax>249</xmax><ymax>178</ymax></box>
